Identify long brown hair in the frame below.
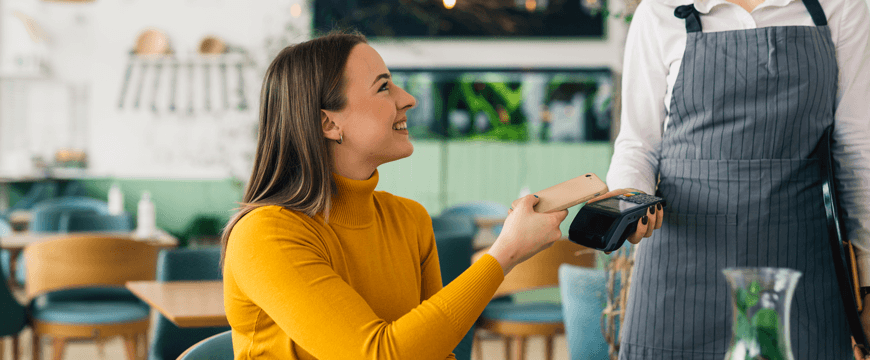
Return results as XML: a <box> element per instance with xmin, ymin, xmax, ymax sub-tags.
<box><xmin>220</xmin><ymin>31</ymin><xmax>367</xmax><ymax>265</ymax></box>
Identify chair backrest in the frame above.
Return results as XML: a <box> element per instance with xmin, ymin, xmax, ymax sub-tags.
<box><xmin>474</xmin><ymin>240</ymin><xmax>596</xmax><ymax>299</ymax></box>
<box><xmin>559</xmin><ymin>264</ymin><xmax>609</xmax><ymax>360</ymax></box>
<box><xmin>150</xmin><ymin>247</ymin><xmax>228</xmax><ymax>360</ymax></box>
<box><xmin>177</xmin><ymin>330</ymin><xmax>233</xmax><ymax>360</ymax></box>
<box><xmin>3</xmin><ymin>182</ymin><xmax>58</xmax><ymax>216</ymax></box>
<box><xmin>157</xmin><ymin>247</ymin><xmax>223</xmax><ymax>282</ymax></box>
<box><xmin>29</xmin><ymin>196</ymin><xmax>111</xmax><ymax>233</ymax></box>
<box><xmin>0</xmin><ymin>218</ymin><xmax>11</xmax><ymax>236</ymax></box>
<box><xmin>23</xmin><ymin>235</ymin><xmax>159</xmax><ymax>300</ymax></box>
<box><xmin>60</xmin><ymin>212</ymin><xmax>134</xmax><ymax>233</ymax></box>
<box><xmin>431</xmin><ymin>214</ymin><xmax>476</xmax><ymax>286</ymax></box>
<box><xmin>441</xmin><ymin>200</ymin><xmax>509</xmax><ymax>237</ymax></box>
<box><xmin>0</xmin><ymin>261</ymin><xmax>26</xmax><ymax>336</ymax></box>
<box><xmin>441</xmin><ymin>200</ymin><xmax>509</xmax><ymax>218</ymax></box>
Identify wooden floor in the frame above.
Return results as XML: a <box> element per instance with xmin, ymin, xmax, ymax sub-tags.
<box><xmin>2</xmin><ymin>320</ymin><xmax>570</xmax><ymax>360</ymax></box>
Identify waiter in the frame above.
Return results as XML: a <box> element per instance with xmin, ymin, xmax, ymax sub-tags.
<box><xmin>605</xmin><ymin>0</ymin><xmax>870</xmax><ymax>357</ymax></box>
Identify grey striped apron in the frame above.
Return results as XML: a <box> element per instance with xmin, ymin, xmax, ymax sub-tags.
<box><xmin>618</xmin><ymin>1</ymin><xmax>851</xmax><ymax>359</ymax></box>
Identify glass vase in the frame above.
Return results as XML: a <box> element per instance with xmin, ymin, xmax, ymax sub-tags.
<box><xmin>722</xmin><ymin>267</ymin><xmax>802</xmax><ymax>360</ymax></box>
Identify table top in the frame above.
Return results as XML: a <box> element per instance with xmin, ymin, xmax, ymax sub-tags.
<box><xmin>126</xmin><ymin>280</ymin><xmax>228</xmax><ymax>328</ymax></box>
<box><xmin>0</xmin><ymin>229</ymin><xmax>177</xmax><ymax>250</ymax></box>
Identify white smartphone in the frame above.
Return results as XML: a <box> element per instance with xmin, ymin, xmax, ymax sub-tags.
<box><xmin>511</xmin><ymin>173</ymin><xmax>609</xmax><ymax>213</ymax></box>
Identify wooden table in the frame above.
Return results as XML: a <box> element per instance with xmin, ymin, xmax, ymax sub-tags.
<box><xmin>126</xmin><ymin>280</ymin><xmax>228</xmax><ymax>328</ymax></box>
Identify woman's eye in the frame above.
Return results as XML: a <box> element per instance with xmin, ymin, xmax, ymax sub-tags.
<box><xmin>378</xmin><ymin>82</ymin><xmax>390</xmax><ymax>92</ymax></box>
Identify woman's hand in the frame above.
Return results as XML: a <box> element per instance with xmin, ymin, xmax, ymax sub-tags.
<box><xmin>487</xmin><ymin>194</ymin><xmax>568</xmax><ymax>276</ymax></box>
<box><xmin>589</xmin><ymin>188</ymin><xmax>664</xmax><ymax>253</ymax></box>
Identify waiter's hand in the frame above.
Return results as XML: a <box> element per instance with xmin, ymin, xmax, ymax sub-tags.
<box><xmin>588</xmin><ymin>188</ymin><xmax>664</xmax><ymax>253</ymax></box>
<box><xmin>856</xmin><ymin>293</ymin><xmax>870</xmax><ymax>359</ymax></box>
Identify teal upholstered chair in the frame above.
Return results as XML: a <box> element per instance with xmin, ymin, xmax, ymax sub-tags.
<box><xmin>29</xmin><ymin>196</ymin><xmax>110</xmax><ymax>233</ymax></box>
<box><xmin>441</xmin><ymin>200</ymin><xmax>509</xmax><ymax>238</ymax></box>
<box><xmin>148</xmin><ymin>247</ymin><xmax>230</xmax><ymax>360</ymax></box>
<box><xmin>559</xmin><ymin>264</ymin><xmax>609</xmax><ymax>360</ymax></box>
<box><xmin>177</xmin><ymin>330</ymin><xmax>233</xmax><ymax>360</ymax></box>
<box><xmin>431</xmin><ymin>214</ymin><xmax>477</xmax><ymax>360</ymax></box>
<box><xmin>0</xmin><ymin>182</ymin><xmax>58</xmax><ymax>221</ymax></box>
<box><xmin>0</xmin><ymin>242</ymin><xmax>27</xmax><ymax>360</ymax></box>
<box><xmin>59</xmin><ymin>212</ymin><xmax>133</xmax><ymax>233</ymax></box>
<box><xmin>24</xmin><ymin>235</ymin><xmax>159</xmax><ymax>360</ymax></box>
<box><xmin>1</xmin><ymin>218</ymin><xmax>12</xmax><ymax>282</ymax></box>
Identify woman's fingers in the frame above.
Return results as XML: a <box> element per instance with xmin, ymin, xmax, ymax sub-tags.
<box><xmin>627</xmin><ymin>215</ymin><xmax>649</xmax><ymax>244</ymax></box>
<box><xmin>654</xmin><ymin>203</ymin><xmax>664</xmax><ymax>229</ymax></box>
<box><xmin>644</xmin><ymin>206</ymin><xmax>656</xmax><ymax>238</ymax></box>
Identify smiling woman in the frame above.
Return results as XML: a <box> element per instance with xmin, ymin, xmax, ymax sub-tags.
<box><xmin>218</xmin><ymin>30</ymin><xmax>651</xmax><ymax>360</ymax></box>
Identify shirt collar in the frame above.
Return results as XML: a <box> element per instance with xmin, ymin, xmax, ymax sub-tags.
<box><xmin>662</xmin><ymin>0</ymin><xmax>797</xmax><ymax>14</ymax></box>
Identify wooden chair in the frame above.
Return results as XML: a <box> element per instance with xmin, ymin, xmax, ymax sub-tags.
<box><xmin>473</xmin><ymin>240</ymin><xmax>596</xmax><ymax>360</ymax></box>
<box><xmin>24</xmin><ymin>234</ymin><xmax>160</xmax><ymax>360</ymax></box>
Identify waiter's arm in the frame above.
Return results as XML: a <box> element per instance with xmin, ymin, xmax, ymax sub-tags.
<box><xmin>830</xmin><ymin>0</ymin><xmax>870</xmax><ymax>286</ymax></box>
<box><xmin>606</xmin><ymin>0</ymin><xmax>668</xmax><ymax>194</ymax></box>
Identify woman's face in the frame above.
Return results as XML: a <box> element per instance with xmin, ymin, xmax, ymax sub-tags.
<box><xmin>324</xmin><ymin>43</ymin><xmax>417</xmax><ymax>170</ymax></box>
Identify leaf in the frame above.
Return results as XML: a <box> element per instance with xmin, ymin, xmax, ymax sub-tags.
<box><xmin>749</xmin><ymin>280</ymin><xmax>761</xmax><ymax>295</ymax></box>
<box><xmin>752</xmin><ymin>308</ymin><xmax>780</xmax><ymax>330</ymax></box>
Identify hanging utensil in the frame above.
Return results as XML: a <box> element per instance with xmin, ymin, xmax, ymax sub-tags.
<box><xmin>168</xmin><ymin>60</ymin><xmax>179</xmax><ymax>113</ymax></box>
<box><xmin>220</xmin><ymin>62</ymin><xmax>229</xmax><ymax>111</ymax></box>
<box><xmin>236</xmin><ymin>62</ymin><xmax>248</xmax><ymax>111</ymax></box>
<box><xmin>198</xmin><ymin>36</ymin><xmax>226</xmax><ymax>113</ymax></box>
<box><xmin>132</xmin><ymin>61</ymin><xmax>148</xmax><ymax>110</ymax></box>
<box><xmin>149</xmin><ymin>62</ymin><xmax>163</xmax><ymax>114</ymax></box>
<box><xmin>187</xmin><ymin>61</ymin><xmax>195</xmax><ymax>116</ymax></box>
<box><xmin>117</xmin><ymin>51</ymin><xmax>135</xmax><ymax>109</ymax></box>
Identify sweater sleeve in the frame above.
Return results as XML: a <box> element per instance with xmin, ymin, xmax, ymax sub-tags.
<box><xmin>225</xmin><ymin>209</ymin><xmax>503</xmax><ymax>360</ymax></box>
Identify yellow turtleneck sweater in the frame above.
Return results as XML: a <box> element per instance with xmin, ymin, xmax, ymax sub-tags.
<box><xmin>223</xmin><ymin>171</ymin><xmax>505</xmax><ymax>360</ymax></box>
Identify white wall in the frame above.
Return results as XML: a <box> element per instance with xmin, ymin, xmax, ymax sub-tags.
<box><xmin>0</xmin><ymin>0</ymin><xmax>628</xmax><ymax>180</ymax></box>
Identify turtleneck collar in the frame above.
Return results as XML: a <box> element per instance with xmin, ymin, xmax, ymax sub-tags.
<box><xmin>329</xmin><ymin>170</ymin><xmax>379</xmax><ymax>228</ymax></box>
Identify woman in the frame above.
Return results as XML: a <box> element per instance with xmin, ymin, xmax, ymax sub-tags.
<box><xmin>221</xmin><ymin>32</ymin><xmax>659</xmax><ymax>360</ymax></box>
<box><xmin>607</xmin><ymin>0</ymin><xmax>870</xmax><ymax>357</ymax></box>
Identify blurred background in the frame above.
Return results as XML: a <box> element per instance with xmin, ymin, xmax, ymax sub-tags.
<box><xmin>0</xmin><ymin>0</ymin><xmax>640</xmax><ymax>243</ymax></box>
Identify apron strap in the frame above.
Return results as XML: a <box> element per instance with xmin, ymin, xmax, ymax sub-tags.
<box><xmin>802</xmin><ymin>0</ymin><xmax>828</xmax><ymax>26</ymax></box>
<box><xmin>675</xmin><ymin>0</ymin><xmax>827</xmax><ymax>32</ymax></box>
<box><xmin>674</xmin><ymin>5</ymin><xmax>702</xmax><ymax>33</ymax></box>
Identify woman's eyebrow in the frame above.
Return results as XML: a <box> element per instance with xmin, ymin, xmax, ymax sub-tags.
<box><xmin>371</xmin><ymin>73</ymin><xmax>391</xmax><ymax>86</ymax></box>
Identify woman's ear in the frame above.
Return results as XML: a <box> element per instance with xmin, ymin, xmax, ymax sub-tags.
<box><xmin>321</xmin><ymin>110</ymin><xmax>341</xmax><ymax>142</ymax></box>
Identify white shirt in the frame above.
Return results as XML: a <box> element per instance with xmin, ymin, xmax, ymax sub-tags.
<box><xmin>606</xmin><ymin>0</ymin><xmax>870</xmax><ymax>282</ymax></box>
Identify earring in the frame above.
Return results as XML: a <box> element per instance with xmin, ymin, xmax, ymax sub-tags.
<box><xmin>337</xmin><ymin>133</ymin><xmax>343</xmax><ymax>145</ymax></box>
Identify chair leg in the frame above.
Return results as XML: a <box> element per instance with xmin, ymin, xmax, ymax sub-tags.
<box><xmin>50</xmin><ymin>338</ymin><xmax>66</xmax><ymax>360</ymax></box>
<box><xmin>32</xmin><ymin>333</ymin><xmax>40</xmax><ymax>360</ymax></box>
<box><xmin>122</xmin><ymin>335</ymin><xmax>138</xmax><ymax>360</ymax></box>
<box><xmin>472</xmin><ymin>331</ymin><xmax>482</xmax><ymax>360</ymax></box>
<box><xmin>12</xmin><ymin>335</ymin><xmax>21</xmax><ymax>360</ymax></box>
<box><xmin>512</xmin><ymin>336</ymin><xmax>526</xmax><ymax>360</ymax></box>
<box><xmin>136</xmin><ymin>331</ymin><xmax>148</xmax><ymax>360</ymax></box>
<box><xmin>544</xmin><ymin>335</ymin><xmax>554</xmax><ymax>360</ymax></box>
<box><xmin>95</xmin><ymin>337</ymin><xmax>106</xmax><ymax>360</ymax></box>
<box><xmin>503</xmin><ymin>336</ymin><xmax>512</xmax><ymax>360</ymax></box>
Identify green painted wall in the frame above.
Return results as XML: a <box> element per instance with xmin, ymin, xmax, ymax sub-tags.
<box><xmin>8</xmin><ymin>140</ymin><xmax>612</xmax><ymax>301</ymax></box>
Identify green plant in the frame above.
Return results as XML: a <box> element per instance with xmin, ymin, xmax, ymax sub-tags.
<box><xmin>730</xmin><ymin>280</ymin><xmax>786</xmax><ymax>360</ymax></box>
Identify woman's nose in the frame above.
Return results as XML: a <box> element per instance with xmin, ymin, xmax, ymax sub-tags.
<box><xmin>396</xmin><ymin>86</ymin><xmax>416</xmax><ymax>110</ymax></box>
